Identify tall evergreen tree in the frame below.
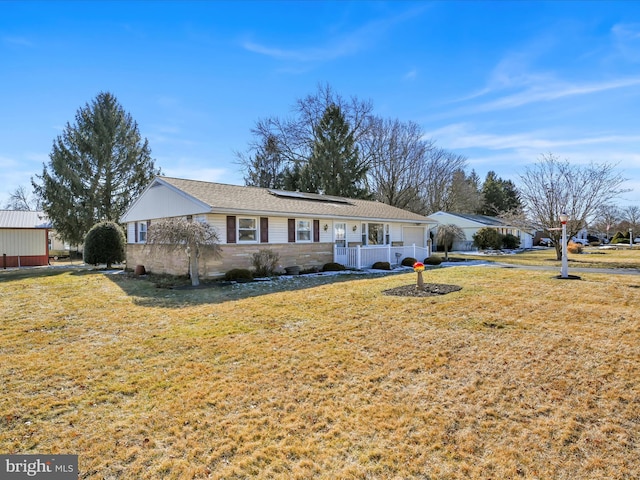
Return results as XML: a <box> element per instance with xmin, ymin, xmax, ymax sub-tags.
<box><xmin>479</xmin><ymin>171</ymin><xmax>522</xmax><ymax>215</ymax></box>
<box><xmin>239</xmin><ymin>134</ymin><xmax>286</xmax><ymax>188</ymax></box>
<box><xmin>295</xmin><ymin>104</ymin><xmax>370</xmax><ymax>198</ymax></box>
<box><xmin>33</xmin><ymin>92</ymin><xmax>160</xmax><ymax>246</ymax></box>
<box><xmin>448</xmin><ymin>169</ymin><xmax>483</xmax><ymax>213</ymax></box>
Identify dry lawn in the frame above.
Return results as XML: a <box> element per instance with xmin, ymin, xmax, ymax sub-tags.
<box><xmin>455</xmin><ymin>245</ymin><xmax>640</xmax><ymax>270</ymax></box>
<box><xmin>1</xmin><ymin>263</ymin><xmax>639</xmax><ymax>479</ymax></box>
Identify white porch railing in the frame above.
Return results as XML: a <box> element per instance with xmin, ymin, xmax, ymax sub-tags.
<box><xmin>334</xmin><ymin>244</ymin><xmax>431</xmax><ymax>270</ymax></box>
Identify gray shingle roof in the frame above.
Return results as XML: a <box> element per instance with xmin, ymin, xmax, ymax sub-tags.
<box><xmin>445</xmin><ymin>212</ymin><xmax>509</xmax><ymax>226</ymax></box>
<box><xmin>0</xmin><ymin>210</ymin><xmax>51</xmax><ymax>228</ymax></box>
<box><xmin>159</xmin><ymin>177</ymin><xmax>434</xmax><ymax>223</ymax></box>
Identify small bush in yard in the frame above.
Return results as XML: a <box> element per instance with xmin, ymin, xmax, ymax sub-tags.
<box><xmin>610</xmin><ymin>231</ymin><xmax>628</xmax><ymax>244</ymax></box>
<box><xmin>371</xmin><ymin>261</ymin><xmax>391</xmax><ymax>270</ymax></box>
<box><xmin>83</xmin><ymin>221</ymin><xmax>126</xmax><ymax>268</ymax></box>
<box><xmin>473</xmin><ymin>228</ymin><xmax>503</xmax><ymax>250</ymax></box>
<box><xmin>502</xmin><ymin>233</ymin><xmax>520</xmax><ymax>249</ymax></box>
<box><xmin>401</xmin><ymin>257</ymin><xmax>417</xmax><ymax>267</ymax></box>
<box><xmin>567</xmin><ymin>241</ymin><xmax>583</xmax><ymax>254</ymax></box>
<box><xmin>424</xmin><ymin>256</ymin><xmax>442</xmax><ymax>265</ymax></box>
<box><xmin>224</xmin><ymin>268</ymin><xmax>253</xmax><ymax>281</ymax></box>
<box><xmin>300</xmin><ymin>266</ymin><xmax>320</xmax><ymax>275</ymax></box>
<box><xmin>322</xmin><ymin>262</ymin><xmax>346</xmax><ymax>272</ymax></box>
<box><xmin>251</xmin><ymin>249</ymin><xmax>280</xmax><ymax>277</ymax></box>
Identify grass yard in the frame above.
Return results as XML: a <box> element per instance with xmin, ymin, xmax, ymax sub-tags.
<box><xmin>1</xmin><ymin>263</ymin><xmax>639</xmax><ymax>479</ymax></box>
<box><xmin>452</xmin><ymin>245</ymin><xmax>640</xmax><ymax>270</ymax></box>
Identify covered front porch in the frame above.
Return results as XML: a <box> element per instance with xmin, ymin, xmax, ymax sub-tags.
<box><xmin>334</xmin><ymin>243</ymin><xmax>431</xmax><ymax>270</ymax></box>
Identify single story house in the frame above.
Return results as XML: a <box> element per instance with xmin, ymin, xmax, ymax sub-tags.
<box><xmin>429</xmin><ymin>211</ymin><xmax>535</xmax><ymax>251</ymax></box>
<box><xmin>0</xmin><ymin>210</ymin><xmax>51</xmax><ymax>268</ymax></box>
<box><xmin>121</xmin><ymin>176</ymin><xmax>437</xmax><ymax>277</ymax></box>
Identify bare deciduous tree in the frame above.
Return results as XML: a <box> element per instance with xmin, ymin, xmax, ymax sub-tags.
<box><xmin>5</xmin><ymin>185</ymin><xmax>40</xmax><ymax>211</ymax></box>
<box><xmin>364</xmin><ymin>117</ymin><xmax>431</xmax><ymax>212</ymax></box>
<box><xmin>623</xmin><ymin>205</ymin><xmax>640</xmax><ymax>235</ymax></box>
<box><xmin>145</xmin><ymin>218</ymin><xmax>222</xmax><ymax>286</ymax></box>
<box><xmin>237</xmin><ymin>83</ymin><xmax>374</xmax><ymax>181</ymax></box>
<box><xmin>419</xmin><ymin>148</ymin><xmax>468</xmax><ymax>215</ymax></box>
<box><xmin>592</xmin><ymin>204</ymin><xmax>621</xmax><ymax>241</ymax></box>
<box><xmin>519</xmin><ymin>153</ymin><xmax>628</xmax><ymax>259</ymax></box>
<box><xmin>435</xmin><ymin>223</ymin><xmax>466</xmax><ymax>260</ymax></box>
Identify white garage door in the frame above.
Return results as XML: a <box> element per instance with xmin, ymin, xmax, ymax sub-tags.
<box><xmin>403</xmin><ymin>227</ymin><xmax>424</xmax><ymax>247</ymax></box>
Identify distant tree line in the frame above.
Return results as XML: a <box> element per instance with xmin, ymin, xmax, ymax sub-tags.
<box><xmin>4</xmin><ymin>85</ymin><xmax>631</xmax><ymax>260</ymax></box>
<box><xmin>236</xmin><ymin>83</ymin><xmax>522</xmax><ymax>217</ymax></box>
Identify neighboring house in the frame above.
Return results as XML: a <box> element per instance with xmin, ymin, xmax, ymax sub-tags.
<box><xmin>429</xmin><ymin>211</ymin><xmax>535</xmax><ymax>251</ymax></box>
<box><xmin>0</xmin><ymin>210</ymin><xmax>51</xmax><ymax>268</ymax></box>
<box><xmin>121</xmin><ymin>176</ymin><xmax>437</xmax><ymax>277</ymax></box>
<box><xmin>534</xmin><ymin>227</ymin><xmax>591</xmax><ymax>246</ymax></box>
<box><xmin>572</xmin><ymin>228</ymin><xmax>590</xmax><ymax>245</ymax></box>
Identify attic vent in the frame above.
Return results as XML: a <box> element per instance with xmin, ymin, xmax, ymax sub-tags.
<box><xmin>267</xmin><ymin>189</ymin><xmax>354</xmax><ymax>205</ymax></box>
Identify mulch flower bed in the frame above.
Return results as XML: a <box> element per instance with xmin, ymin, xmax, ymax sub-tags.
<box><xmin>383</xmin><ymin>283</ymin><xmax>462</xmax><ymax>297</ymax></box>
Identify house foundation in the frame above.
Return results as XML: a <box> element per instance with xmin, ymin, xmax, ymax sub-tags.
<box><xmin>126</xmin><ymin>243</ymin><xmax>334</xmax><ymax>278</ymax></box>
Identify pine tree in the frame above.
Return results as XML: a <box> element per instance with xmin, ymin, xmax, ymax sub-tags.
<box><xmin>241</xmin><ymin>134</ymin><xmax>286</xmax><ymax>188</ymax></box>
<box><xmin>479</xmin><ymin>171</ymin><xmax>522</xmax><ymax>215</ymax></box>
<box><xmin>33</xmin><ymin>92</ymin><xmax>160</xmax><ymax>246</ymax></box>
<box><xmin>296</xmin><ymin>104</ymin><xmax>370</xmax><ymax>199</ymax></box>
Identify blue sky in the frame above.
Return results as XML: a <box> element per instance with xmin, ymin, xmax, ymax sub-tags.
<box><xmin>2</xmin><ymin>0</ymin><xmax>640</xmax><ymax>208</ymax></box>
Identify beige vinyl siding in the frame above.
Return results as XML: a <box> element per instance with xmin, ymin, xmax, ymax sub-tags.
<box><xmin>0</xmin><ymin>229</ymin><xmax>47</xmax><ymax>255</ymax></box>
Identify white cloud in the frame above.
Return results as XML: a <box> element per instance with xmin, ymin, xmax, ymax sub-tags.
<box><xmin>612</xmin><ymin>22</ymin><xmax>640</xmax><ymax>62</ymax></box>
<box><xmin>242</xmin><ymin>40</ymin><xmax>352</xmax><ymax>62</ymax></box>
<box><xmin>2</xmin><ymin>36</ymin><xmax>34</xmax><ymax>47</ymax></box>
<box><xmin>242</xmin><ymin>4</ymin><xmax>428</xmax><ymax>64</ymax></box>
<box><xmin>403</xmin><ymin>69</ymin><xmax>418</xmax><ymax>81</ymax></box>
<box><xmin>477</xmin><ymin>77</ymin><xmax>640</xmax><ymax>112</ymax></box>
<box><xmin>428</xmin><ymin>123</ymin><xmax>640</xmax><ymax>152</ymax></box>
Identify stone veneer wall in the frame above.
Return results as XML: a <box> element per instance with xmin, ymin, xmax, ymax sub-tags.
<box><xmin>126</xmin><ymin>243</ymin><xmax>334</xmax><ymax>278</ymax></box>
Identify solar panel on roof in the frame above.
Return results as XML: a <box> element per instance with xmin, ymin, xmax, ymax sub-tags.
<box><xmin>267</xmin><ymin>189</ymin><xmax>354</xmax><ymax>205</ymax></box>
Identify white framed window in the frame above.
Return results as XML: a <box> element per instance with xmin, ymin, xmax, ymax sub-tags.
<box><xmin>297</xmin><ymin>219</ymin><xmax>312</xmax><ymax>242</ymax></box>
<box><xmin>139</xmin><ymin>222</ymin><xmax>147</xmax><ymax>243</ymax></box>
<box><xmin>367</xmin><ymin>223</ymin><xmax>385</xmax><ymax>245</ymax></box>
<box><xmin>360</xmin><ymin>223</ymin><xmax>390</xmax><ymax>245</ymax></box>
<box><xmin>238</xmin><ymin>217</ymin><xmax>258</xmax><ymax>242</ymax></box>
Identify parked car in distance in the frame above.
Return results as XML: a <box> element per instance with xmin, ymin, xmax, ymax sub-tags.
<box><xmin>539</xmin><ymin>238</ymin><xmax>554</xmax><ymax>247</ymax></box>
<box><xmin>571</xmin><ymin>238</ymin><xmax>589</xmax><ymax>246</ymax></box>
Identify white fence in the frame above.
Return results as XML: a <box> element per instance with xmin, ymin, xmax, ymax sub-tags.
<box><xmin>334</xmin><ymin>244</ymin><xmax>431</xmax><ymax>270</ymax></box>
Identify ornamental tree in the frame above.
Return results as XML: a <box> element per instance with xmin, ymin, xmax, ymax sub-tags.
<box><xmin>436</xmin><ymin>224</ymin><xmax>465</xmax><ymax>260</ymax></box>
<box><xmin>83</xmin><ymin>221</ymin><xmax>126</xmax><ymax>268</ymax></box>
<box><xmin>145</xmin><ymin>218</ymin><xmax>222</xmax><ymax>286</ymax></box>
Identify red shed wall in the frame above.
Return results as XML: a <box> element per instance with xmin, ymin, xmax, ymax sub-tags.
<box><xmin>1</xmin><ymin>254</ymin><xmax>49</xmax><ymax>268</ymax></box>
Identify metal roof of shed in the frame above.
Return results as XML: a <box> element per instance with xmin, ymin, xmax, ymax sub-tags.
<box><xmin>0</xmin><ymin>210</ymin><xmax>51</xmax><ymax>229</ymax></box>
